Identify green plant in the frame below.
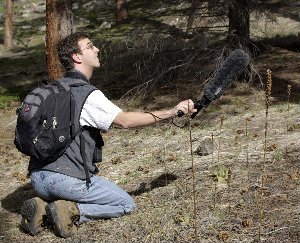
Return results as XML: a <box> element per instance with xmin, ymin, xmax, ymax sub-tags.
<box><xmin>119</xmin><ymin>178</ymin><xmax>130</xmax><ymax>185</ymax></box>
<box><xmin>273</xmin><ymin>147</ymin><xmax>283</xmax><ymax>162</ymax></box>
<box><xmin>213</xmin><ymin>165</ymin><xmax>231</xmax><ymax>183</ymax></box>
<box><xmin>0</xmin><ymin>95</ymin><xmax>19</xmax><ymax>109</ymax></box>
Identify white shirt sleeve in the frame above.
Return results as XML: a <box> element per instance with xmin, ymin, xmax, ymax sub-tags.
<box><xmin>80</xmin><ymin>90</ymin><xmax>122</xmax><ymax>131</ymax></box>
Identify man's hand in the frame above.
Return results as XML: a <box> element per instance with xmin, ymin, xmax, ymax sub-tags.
<box><xmin>174</xmin><ymin>99</ymin><xmax>197</xmax><ymax>117</ymax></box>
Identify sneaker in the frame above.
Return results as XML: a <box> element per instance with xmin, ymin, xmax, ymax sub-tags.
<box><xmin>20</xmin><ymin>197</ymin><xmax>48</xmax><ymax>236</ymax></box>
<box><xmin>46</xmin><ymin>200</ymin><xmax>80</xmax><ymax>238</ymax></box>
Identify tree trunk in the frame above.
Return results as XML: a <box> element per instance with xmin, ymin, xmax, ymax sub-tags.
<box><xmin>115</xmin><ymin>0</ymin><xmax>129</xmax><ymax>25</ymax></box>
<box><xmin>186</xmin><ymin>0</ymin><xmax>198</xmax><ymax>34</ymax></box>
<box><xmin>4</xmin><ymin>0</ymin><xmax>14</xmax><ymax>50</ymax></box>
<box><xmin>46</xmin><ymin>0</ymin><xmax>73</xmax><ymax>80</ymax></box>
<box><xmin>228</xmin><ymin>0</ymin><xmax>250</xmax><ymax>48</ymax></box>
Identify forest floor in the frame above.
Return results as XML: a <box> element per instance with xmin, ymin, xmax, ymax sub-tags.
<box><xmin>0</xmin><ymin>0</ymin><xmax>300</xmax><ymax>242</ymax></box>
<box><xmin>0</xmin><ymin>46</ymin><xmax>299</xmax><ymax>243</ymax></box>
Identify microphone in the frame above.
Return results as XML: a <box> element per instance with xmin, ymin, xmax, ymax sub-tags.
<box><xmin>178</xmin><ymin>49</ymin><xmax>250</xmax><ymax>118</ymax></box>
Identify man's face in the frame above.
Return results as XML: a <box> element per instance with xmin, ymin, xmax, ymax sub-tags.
<box><xmin>77</xmin><ymin>38</ymin><xmax>100</xmax><ymax>68</ymax></box>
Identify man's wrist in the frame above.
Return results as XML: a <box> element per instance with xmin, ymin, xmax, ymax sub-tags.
<box><xmin>169</xmin><ymin>107</ymin><xmax>178</xmax><ymax>118</ymax></box>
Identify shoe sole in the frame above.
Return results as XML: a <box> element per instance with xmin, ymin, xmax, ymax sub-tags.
<box><xmin>20</xmin><ymin>199</ymin><xmax>42</xmax><ymax>236</ymax></box>
<box><xmin>46</xmin><ymin>203</ymin><xmax>72</xmax><ymax>238</ymax></box>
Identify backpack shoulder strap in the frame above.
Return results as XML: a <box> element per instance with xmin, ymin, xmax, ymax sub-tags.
<box><xmin>57</xmin><ymin>77</ymin><xmax>89</xmax><ymax>90</ymax></box>
<box><xmin>65</xmin><ymin>78</ymin><xmax>98</xmax><ymax>138</ymax></box>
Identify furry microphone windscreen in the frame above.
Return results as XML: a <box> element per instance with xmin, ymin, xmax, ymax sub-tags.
<box><xmin>204</xmin><ymin>49</ymin><xmax>250</xmax><ymax>101</ymax></box>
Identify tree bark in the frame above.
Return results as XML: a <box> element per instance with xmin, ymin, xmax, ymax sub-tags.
<box><xmin>115</xmin><ymin>0</ymin><xmax>129</xmax><ymax>25</ymax></box>
<box><xmin>46</xmin><ymin>0</ymin><xmax>73</xmax><ymax>80</ymax></box>
<box><xmin>228</xmin><ymin>0</ymin><xmax>250</xmax><ymax>48</ymax></box>
<box><xmin>4</xmin><ymin>0</ymin><xmax>14</xmax><ymax>50</ymax></box>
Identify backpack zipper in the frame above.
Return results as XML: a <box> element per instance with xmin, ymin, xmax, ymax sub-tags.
<box><xmin>32</xmin><ymin>117</ymin><xmax>57</xmax><ymax>144</ymax></box>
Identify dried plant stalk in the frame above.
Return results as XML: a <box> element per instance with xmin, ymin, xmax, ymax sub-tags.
<box><xmin>188</xmin><ymin>114</ymin><xmax>197</xmax><ymax>239</ymax></box>
<box><xmin>212</xmin><ymin>115</ymin><xmax>224</xmax><ymax>210</ymax></box>
<box><xmin>287</xmin><ymin>85</ymin><xmax>291</xmax><ymax>132</ymax></box>
<box><xmin>245</xmin><ymin>117</ymin><xmax>251</xmax><ymax>184</ymax></box>
<box><xmin>285</xmin><ymin>85</ymin><xmax>292</xmax><ymax>156</ymax></box>
<box><xmin>259</xmin><ymin>69</ymin><xmax>272</xmax><ymax>241</ymax></box>
<box><xmin>211</xmin><ymin>133</ymin><xmax>217</xmax><ymax>209</ymax></box>
<box><xmin>211</xmin><ymin>133</ymin><xmax>214</xmax><ymax>165</ymax></box>
<box><xmin>217</xmin><ymin>115</ymin><xmax>224</xmax><ymax>164</ymax></box>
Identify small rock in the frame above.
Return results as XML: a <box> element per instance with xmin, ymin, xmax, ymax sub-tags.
<box><xmin>194</xmin><ymin>137</ymin><xmax>217</xmax><ymax>156</ymax></box>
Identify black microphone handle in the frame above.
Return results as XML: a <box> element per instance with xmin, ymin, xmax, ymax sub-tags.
<box><xmin>177</xmin><ymin>109</ymin><xmax>185</xmax><ymax>118</ymax></box>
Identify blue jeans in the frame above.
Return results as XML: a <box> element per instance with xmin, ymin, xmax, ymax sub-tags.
<box><xmin>30</xmin><ymin>170</ymin><xmax>136</xmax><ymax>223</ymax></box>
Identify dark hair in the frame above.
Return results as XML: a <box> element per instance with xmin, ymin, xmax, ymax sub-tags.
<box><xmin>57</xmin><ymin>32</ymin><xmax>90</xmax><ymax>71</ymax></box>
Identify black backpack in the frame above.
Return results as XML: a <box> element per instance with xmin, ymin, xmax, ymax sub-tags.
<box><xmin>14</xmin><ymin>78</ymin><xmax>91</xmax><ymax>163</ymax></box>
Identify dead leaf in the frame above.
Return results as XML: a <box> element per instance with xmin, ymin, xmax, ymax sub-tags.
<box><xmin>241</xmin><ymin>218</ymin><xmax>253</xmax><ymax>228</ymax></box>
<box><xmin>217</xmin><ymin>231</ymin><xmax>230</xmax><ymax>242</ymax></box>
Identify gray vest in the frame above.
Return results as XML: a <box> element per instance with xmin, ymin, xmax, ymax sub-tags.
<box><xmin>28</xmin><ymin>77</ymin><xmax>104</xmax><ymax>180</ymax></box>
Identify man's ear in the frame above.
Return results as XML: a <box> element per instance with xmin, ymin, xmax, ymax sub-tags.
<box><xmin>72</xmin><ymin>53</ymin><xmax>81</xmax><ymax>63</ymax></box>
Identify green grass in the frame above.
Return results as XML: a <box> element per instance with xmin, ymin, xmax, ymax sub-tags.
<box><xmin>0</xmin><ymin>95</ymin><xmax>19</xmax><ymax>109</ymax></box>
<box><xmin>0</xmin><ymin>0</ymin><xmax>6</xmax><ymax>12</ymax></box>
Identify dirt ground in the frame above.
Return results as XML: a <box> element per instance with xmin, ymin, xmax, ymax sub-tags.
<box><xmin>0</xmin><ymin>46</ymin><xmax>299</xmax><ymax>243</ymax></box>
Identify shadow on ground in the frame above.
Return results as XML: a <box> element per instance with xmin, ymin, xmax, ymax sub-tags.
<box><xmin>129</xmin><ymin>173</ymin><xmax>178</xmax><ymax>196</ymax></box>
<box><xmin>2</xmin><ymin>183</ymin><xmax>36</xmax><ymax>214</ymax></box>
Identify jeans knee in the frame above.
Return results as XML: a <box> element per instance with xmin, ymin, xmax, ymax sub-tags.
<box><xmin>124</xmin><ymin>197</ymin><xmax>136</xmax><ymax>214</ymax></box>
